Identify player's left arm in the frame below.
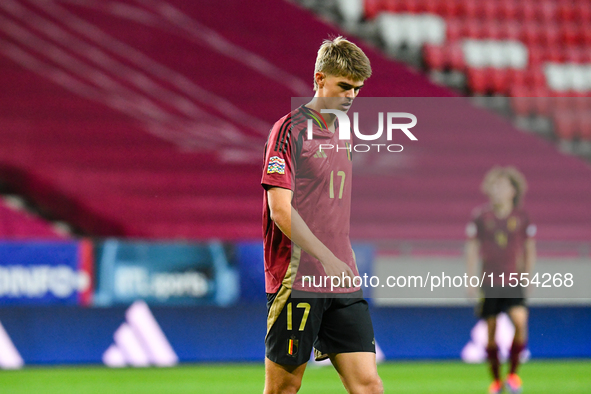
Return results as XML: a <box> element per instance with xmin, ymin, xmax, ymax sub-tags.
<box><xmin>523</xmin><ymin>218</ymin><xmax>537</xmax><ymax>275</ymax></box>
<box><xmin>523</xmin><ymin>238</ymin><xmax>536</xmax><ymax>275</ymax></box>
<box><xmin>465</xmin><ymin>220</ymin><xmax>480</xmax><ymax>298</ymax></box>
<box><xmin>465</xmin><ymin>238</ymin><xmax>480</xmax><ymax>279</ymax></box>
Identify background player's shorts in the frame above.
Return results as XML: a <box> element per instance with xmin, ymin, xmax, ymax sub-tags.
<box><xmin>477</xmin><ymin>287</ymin><xmax>526</xmax><ymax>318</ymax></box>
<box><xmin>265</xmin><ymin>287</ymin><xmax>375</xmax><ymax>366</ymax></box>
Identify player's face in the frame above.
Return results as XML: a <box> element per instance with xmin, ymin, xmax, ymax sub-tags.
<box><xmin>489</xmin><ymin>176</ymin><xmax>515</xmax><ymax>206</ymax></box>
<box><xmin>316</xmin><ymin>73</ymin><xmax>364</xmax><ymax>112</ymax></box>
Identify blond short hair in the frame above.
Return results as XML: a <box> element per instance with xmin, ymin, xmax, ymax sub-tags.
<box><xmin>313</xmin><ymin>36</ymin><xmax>372</xmax><ymax>91</ymax></box>
<box><xmin>481</xmin><ymin>166</ymin><xmax>528</xmax><ymax>207</ymax></box>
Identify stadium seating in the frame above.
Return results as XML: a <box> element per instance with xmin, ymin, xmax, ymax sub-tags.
<box><xmin>366</xmin><ymin>0</ymin><xmax>591</xmax><ymax>148</ymax></box>
<box><xmin>0</xmin><ymin>0</ymin><xmax>590</xmax><ymax>242</ymax></box>
<box><xmin>0</xmin><ymin>199</ymin><xmax>63</xmax><ymax>238</ymax></box>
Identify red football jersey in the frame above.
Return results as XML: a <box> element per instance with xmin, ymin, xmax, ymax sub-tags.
<box><xmin>261</xmin><ymin>105</ymin><xmax>358</xmax><ymax>293</ymax></box>
<box><xmin>467</xmin><ymin>205</ymin><xmax>536</xmax><ymax>283</ymax></box>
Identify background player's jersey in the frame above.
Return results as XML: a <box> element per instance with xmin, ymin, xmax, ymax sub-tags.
<box><xmin>261</xmin><ymin>105</ymin><xmax>357</xmax><ymax>294</ymax></box>
<box><xmin>466</xmin><ymin>205</ymin><xmax>536</xmax><ymax>283</ymax></box>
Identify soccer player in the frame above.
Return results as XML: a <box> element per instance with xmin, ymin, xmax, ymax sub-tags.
<box><xmin>466</xmin><ymin>166</ymin><xmax>536</xmax><ymax>394</ymax></box>
<box><xmin>261</xmin><ymin>37</ymin><xmax>383</xmax><ymax>394</ymax></box>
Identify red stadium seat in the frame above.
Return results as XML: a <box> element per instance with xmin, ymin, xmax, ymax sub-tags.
<box><xmin>561</xmin><ymin>23</ymin><xmax>581</xmax><ymax>46</ymax></box>
<box><xmin>553</xmin><ymin>96</ymin><xmax>577</xmax><ymax>115</ymax></box>
<box><xmin>571</xmin><ymin>91</ymin><xmax>587</xmax><ymax>99</ymax></box>
<box><xmin>532</xmin><ymin>87</ymin><xmax>552</xmax><ymax>116</ymax></box>
<box><xmin>379</xmin><ymin>0</ymin><xmax>403</xmax><ymax>12</ymax></box>
<box><xmin>466</xmin><ymin>67</ymin><xmax>490</xmax><ymax>94</ymax></box>
<box><xmin>581</xmin><ymin>47</ymin><xmax>591</xmax><ymax>63</ymax></box>
<box><xmin>448</xmin><ymin>41</ymin><xmax>466</xmax><ymax>69</ymax></box>
<box><xmin>579</xmin><ymin>112</ymin><xmax>591</xmax><ymax>141</ymax></box>
<box><xmin>553</xmin><ymin>110</ymin><xmax>578</xmax><ymax>140</ymax></box>
<box><xmin>463</xmin><ymin>19</ymin><xmax>483</xmax><ymax>39</ymax></box>
<box><xmin>499</xmin><ymin>0</ymin><xmax>519</xmax><ymax>20</ymax></box>
<box><xmin>522</xmin><ymin>22</ymin><xmax>542</xmax><ymax>46</ymax></box>
<box><xmin>364</xmin><ymin>0</ymin><xmax>382</xmax><ymax>19</ymax></box>
<box><xmin>530</xmin><ymin>67</ymin><xmax>547</xmax><ymax>89</ymax></box>
<box><xmin>545</xmin><ymin>46</ymin><xmax>564</xmax><ymax>63</ymax></box>
<box><xmin>573</xmin><ymin>95</ymin><xmax>591</xmax><ymax>112</ymax></box>
<box><xmin>400</xmin><ymin>0</ymin><xmax>414</xmax><ymax>12</ymax></box>
<box><xmin>558</xmin><ymin>2</ymin><xmax>577</xmax><ymax>23</ymax></box>
<box><xmin>503</xmin><ymin>21</ymin><xmax>522</xmax><ymax>40</ymax></box>
<box><xmin>406</xmin><ymin>0</ymin><xmax>426</xmax><ymax>13</ymax></box>
<box><xmin>511</xmin><ymin>98</ymin><xmax>534</xmax><ymax>117</ymax></box>
<box><xmin>541</xmin><ymin>23</ymin><xmax>561</xmax><ymax>48</ymax></box>
<box><xmin>527</xmin><ymin>45</ymin><xmax>544</xmax><ymax>68</ymax></box>
<box><xmin>538</xmin><ymin>1</ymin><xmax>558</xmax><ymax>23</ymax></box>
<box><xmin>510</xmin><ymin>86</ymin><xmax>535</xmax><ymax>116</ymax></box>
<box><xmin>463</xmin><ymin>0</ymin><xmax>482</xmax><ymax>20</ymax></box>
<box><xmin>582</xmin><ymin>26</ymin><xmax>591</xmax><ymax>46</ymax></box>
<box><xmin>518</xmin><ymin>1</ymin><xmax>537</xmax><ymax>22</ymax></box>
<box><xmin>510</xmin><ymin>84</ymin><xmax>529</xmax><ymax>99</ymax></box>
<box><xmin>482</xmin><ymin>1</ymin><xmax>499</xmax><ymax>20</ymax></box>
<box><xmin>508</xmin><ymin>69</ymin><xmax>527</xmax><ymax>87</ymax></box>
<box><xmin>440</xmin><ymin>0</ymin><xmax>462</xmax><ymax>17</ymax></box>
<box><xmin>490</xmin><ymin>69</ymin><xmax>510</xmax><ymax>94</ymax></box>
<box><xmin>423</xmin><ymin>0</ymin><xmax>441</xmax><ymax>14</ymax></box>
<box><xmin>395</xmin><ymin>0</ymin><xmax>420</xmax><ymax>13</ymax></box>
<box><xmin>482</xmin><ymin>20</ymin><xmax>502</xmax><ymax>40</ymax></box>
<box><xmin>446</xmin><ymin>18</ymin><xmax>464</xmax><ymax>42</ymax></box>
<box><xmin>577</xmin><ymin>3</ymin><xmax>591</xmax><ymax>25</ymax></box>
<box><xmin>423</xmin><ymin>44</ymin><xmax>446</xmax><ymax>70</ymax></box>
<box><xmin>549</xmin><ymin>93</ymin><xmax>576</xmax><ymax>114</ymax></box>
<box><xmin>563</xmin><ymin>46</ymin><xmax>585</xmax><ymax>64</ymax></box>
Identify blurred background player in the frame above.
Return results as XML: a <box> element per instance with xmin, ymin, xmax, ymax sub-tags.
<box><xmin>466</xmin><ymin>166</ymin><xmax>537</xmax><ymax>394</ymax></box>
<box><xmin>261</xmin><ymin>37</ymin><xmax>382</xmax><ymax>394</ymax></box>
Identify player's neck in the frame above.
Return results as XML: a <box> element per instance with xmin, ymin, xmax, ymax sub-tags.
<box><xmin>305</xmin><ymin>98</ymin><xmax>336</xmax><ymax>131</ymax></box>
<box><xmin>492</xmin><ymin>202</ymin><xmax>513</xmax><ymax>219</ymax></box>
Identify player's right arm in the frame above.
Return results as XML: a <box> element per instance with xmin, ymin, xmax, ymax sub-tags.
<box><xmin>267</xmin><ymin>186</ymin><xmax>355</xmax><ymax>283</ymax></box>
<box><xmin>465</xmin><ymin>220</ymin><xmax>481</xmax><ymax>298</ymax></box>
<box><xmin>465</xmin><ymin>238</ymin><xmax>480</xmax><ymax>277</ymax></box>
<box><xmin>523</xmin><ymin>238</ymin><xmax>536</xmax><ymax>275</ymax></box>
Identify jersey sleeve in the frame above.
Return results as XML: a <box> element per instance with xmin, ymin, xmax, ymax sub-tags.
<box><xmin>466</xmin><ymin>209</ymin><xmax>482</xmax><ymax>240</ymax></box>
<box><xmin>261</xmin><ymin>117</ymin><xmax>295</xmax><ymax>191</ymax></box>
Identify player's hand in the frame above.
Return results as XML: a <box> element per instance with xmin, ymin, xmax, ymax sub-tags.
<box><xmin>320</xmin><ymin>255</ymin><xmax>356</xmax><ymax>288</ymax></box>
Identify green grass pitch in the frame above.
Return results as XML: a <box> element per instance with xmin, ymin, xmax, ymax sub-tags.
<box><xmin>1</xmin><ymin>360</ymin><xmax>589</xmax><ymax>393</ymax></box>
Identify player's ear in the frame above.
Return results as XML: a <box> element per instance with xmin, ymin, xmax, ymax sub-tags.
<box><xmin>315</xmin><ymin>72</ymin><xmax>325</xmax><ymax>89</ymax></box>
